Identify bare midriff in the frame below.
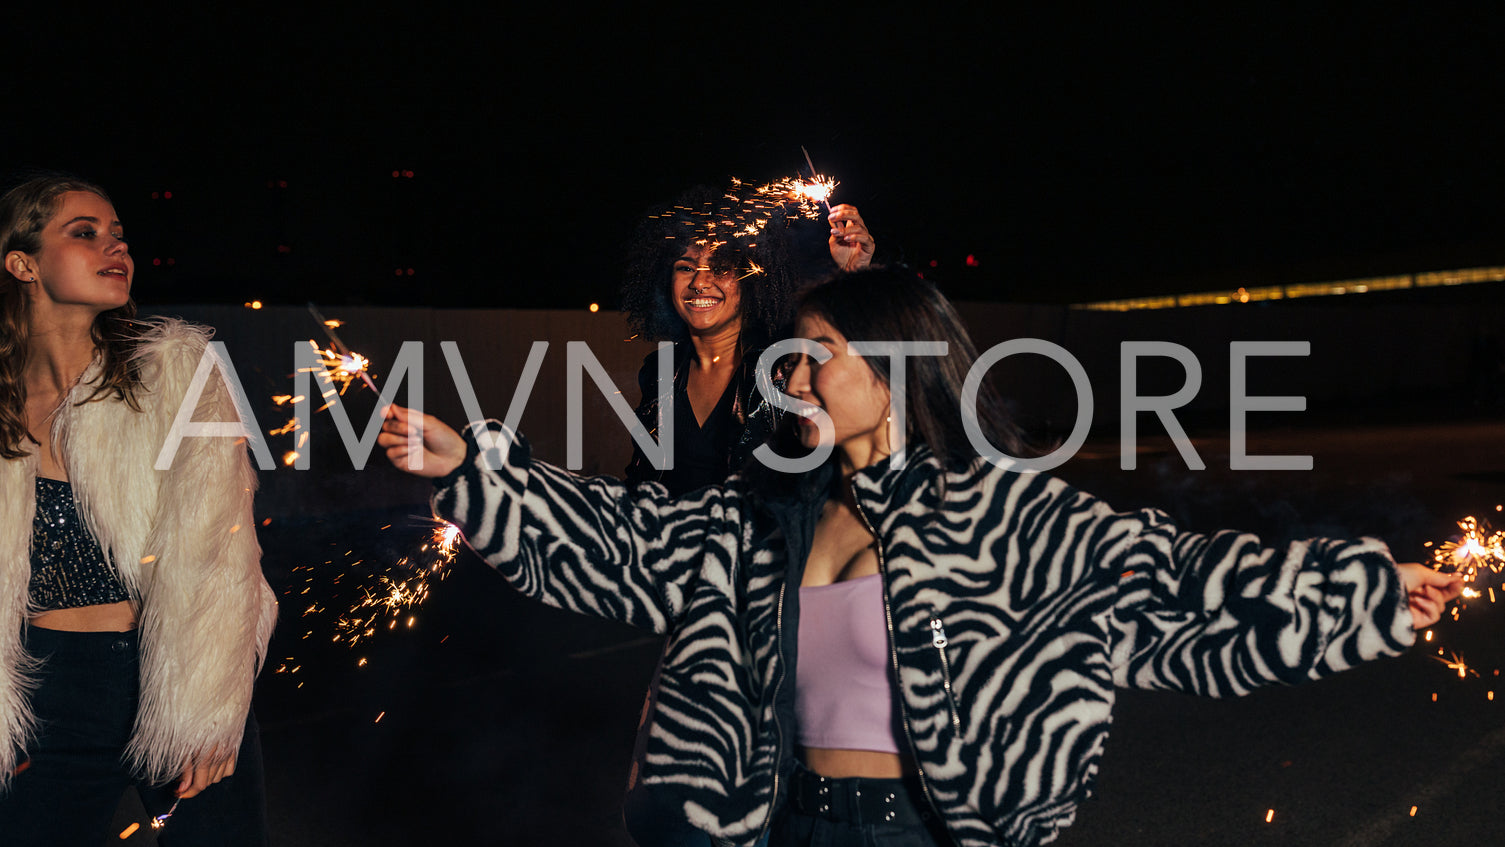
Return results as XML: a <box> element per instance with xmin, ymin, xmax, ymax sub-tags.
<box><xmin>30</xmin><ymin>601</ymin><xmax>137</xmax><ymax>632</ymax></box>
<box><xmin>801</xmin><ymin>747</ymin><xmax>907</xmax><ymax>779</ymax></box>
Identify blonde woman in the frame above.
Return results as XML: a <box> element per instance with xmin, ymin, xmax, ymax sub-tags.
<box><xmin>0</xmin><ymin>175</ymin><xmax>276</xmax><ymax>845</ymax></box>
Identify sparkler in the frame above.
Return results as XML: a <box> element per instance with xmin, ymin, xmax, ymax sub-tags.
<box><xmin>1424</xmin><ymin>514</ymin><xmax>1505</xmax><ymax>618</ymax></box>
<box><xmin>262</xmin><ymin>311</ymin><xmax>461</xmax><ymax>681</ymax></box>
<box><xmin>152</xmin><ymin>798</ymin><xmax>181</xmax><ymax>830</ymax></box>
<box><xmin>307</xmin><ymin>303</ymin><xmax>379</xmax><ymax>396</ymax></box>
<box><xmin>737</xmin><ymin>261</ymin><xmax>766</xmax><ymax>282</ymax></box>
<box><xmin>1419</xmin><ymin>513</ymin><xmax>1503</xmax><ymax>696</ymax></box>
<box><xmin>660</xmin><ymin>170</ymin><xmax>841</xmax><ymax>260</ymax></box>
<box><xmin>800</xmin><ymin>145</ymin><xmax>836</xmax><ymax>213</ymax></box>
<box><xmin>1426</xmin><ymin>515</ymin><xmax>1505</xmax><ymax>580</ymax></box>
<box><xmin>269</xmin><ymin>306</ymin><xmax>383</xmax><ymax>466</ymax></box>
<box><xmin>287</xmin><ymin>518</ymin><xmax>461</xmax><ymax>662</ymax></box>
<box><xmin>1432</xmin><ymin>651</ymin><xmax>1481</xmax><ymax>679</ymax></box>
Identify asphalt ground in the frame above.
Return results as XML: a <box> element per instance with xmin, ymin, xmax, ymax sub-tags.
<box><xmin>108</xmin><ymin>414</ymin><xmax>1505</xmax><ymax>846</ymax></box>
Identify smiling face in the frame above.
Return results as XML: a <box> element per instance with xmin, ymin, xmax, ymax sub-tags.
<box><xmin>6</xmin><ymin>190</ymin><xmax>133</xmax><ymax>318</ymax></box>
<box><xmin>669</xmin><ymin>243</ymin><xmax>743</xmax><ymax>339</ymax></box>
<box><xmin>787</xmin><ymin>312</ymin><xmax>894</xmax><ymax>469</ymax></box>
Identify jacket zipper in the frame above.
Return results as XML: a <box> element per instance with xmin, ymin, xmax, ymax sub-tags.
<box><xmin>928</xmin><ymin>615</ymin><xmax>963</xmax><ymax>731</ymax></box>
<box><xmin>848</xmin><ymin>479</ymin><xmax>945</xmax><ymax>824</ymax></box>
<box><xmin>753</xmin><ymin>580</ymin><xmax>788</xmax><ymax>845</ymax></box>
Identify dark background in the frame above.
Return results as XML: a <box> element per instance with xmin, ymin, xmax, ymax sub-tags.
<box><xmin>7</xmin><ymin>5</ymin><xmax>1503</xmax><ymax>309</ymax></box>
<box><xmin>10</xmin><ymin>6</ymin><xmax>1505</xmax><ymax>845</ymax></box>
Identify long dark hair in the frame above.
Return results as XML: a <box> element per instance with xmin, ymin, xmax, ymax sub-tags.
<box><xmin>797</xmin><ymin>265</ymin><xmax>1029</xmax><ymax>470</ymax></box>
<box><xmin>0</xmin><ymin>174</ymin><xmax>144</xmax><ymax>459</ymax></box>
<box><xmin>620</xmin><ymin>182</ymin><xmax>813</xmax><ymax>348</ymax></box>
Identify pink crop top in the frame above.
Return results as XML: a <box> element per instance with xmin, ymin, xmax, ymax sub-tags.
<box><xmin>795</xmin><ymin>573</ymin><xmax>902</xmax><ymax>754</ymax></box>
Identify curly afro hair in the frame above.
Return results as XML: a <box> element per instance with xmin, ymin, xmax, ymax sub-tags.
<box><xmin>620</xmin><ymin>181</ymin><xmax>830</xmax><ymax>347</ymax></box>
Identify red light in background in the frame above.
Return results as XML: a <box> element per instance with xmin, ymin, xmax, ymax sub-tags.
<box><xmin>166</xmin><ymin>258</ymin><xmax>175</xmax><ymax>266</ymax></box>
<box><xmin>965</xmin><ymin>254</ymin><xmax>979</xmax><ymax>267</ymax></box>
<box><xmin>163</xmin><ymin>191</ymin><xmax>173</xmax><ymax>200</ymax></box>
<box><xmin>928</xmin><ymin>259</ymin><xmax>939</xmax><ymax>268</ymax></box>
<box><xmin>406</xmin><ymin>268</ymin><xmax>416</xmax><ymax>276</ymax></box>
<box><xmin>151</xmin><ymin>258</ymin><xmax>161</xmax><ymax>266</ymax></box>
<box><xmin>276</xmin><ymin>245</ymin><xmax>292</xmax><ymax>254</ymax></box>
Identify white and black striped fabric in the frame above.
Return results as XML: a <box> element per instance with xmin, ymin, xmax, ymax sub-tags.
<box><xmin>433</xmin><ymin>422</ymin><xmax>1415</xmax><ymax>847</ymax></box>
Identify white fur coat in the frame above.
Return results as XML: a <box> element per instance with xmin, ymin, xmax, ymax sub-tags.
<box><xmin>0</xmin><ymin>319</ymin><xmax>277</xmax><ymax>788</ymax></box>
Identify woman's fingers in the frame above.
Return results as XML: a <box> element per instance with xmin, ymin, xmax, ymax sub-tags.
<box><xmin>175</xmin><ymin>753</ymin><xmax>236</xmax><ymax>798</ymax></box>
<box><xmin>377</xmin><ymin>404</ymin><xmax>466</xmax><ymax>477</ymax></box>
<box><xmin>1394</xmin><ymin>563</ymin><xmax>1465</xmax><ymax>629</ymax></box>
<box><xmin>827</xmin><ymin>204</ymin><xmax>875</xmax><ymax>270</ymax></box>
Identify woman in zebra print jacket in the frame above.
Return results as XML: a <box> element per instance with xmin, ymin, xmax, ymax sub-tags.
<box><xmin>379</xmin><ymin>267</ymin><xmax>1461</xmax><ymax>847</ymax></box>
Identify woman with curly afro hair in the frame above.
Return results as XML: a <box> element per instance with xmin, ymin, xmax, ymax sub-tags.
<box><xmin>618</xmin><ymin>180</ymin><xmax>873</xmax><ymax>846</ymax></box>
<box><xmin>620</xmin><ymin>181</ymin><xmax>874</xmax><ymax>494</ymax></box>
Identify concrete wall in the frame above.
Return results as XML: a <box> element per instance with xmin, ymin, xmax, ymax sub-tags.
<box><xmin>958</xmin><ymin>296</ymin><xmax>1500</xmax><ymax>433</ymax></box>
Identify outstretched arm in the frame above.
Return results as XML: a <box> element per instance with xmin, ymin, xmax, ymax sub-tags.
<box><xmin>1102</xmin><ymin>507</ymin><xmax>1456</xmax><ymax>696</ymax></box>
<box><xmin>381</xmin><ymin>407</ymin><xmax>741</xmax><ymax>634</ymax></box>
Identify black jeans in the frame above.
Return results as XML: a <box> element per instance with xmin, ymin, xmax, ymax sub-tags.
<box><xmin>771</xmin><ymin>764</ymin><xmax>951</xmax><ymax>847</ymax></box>
<box><xmin>0</xmin><ymin>626</ymin><xmax>268</xmax><ymax>847</ymax></box>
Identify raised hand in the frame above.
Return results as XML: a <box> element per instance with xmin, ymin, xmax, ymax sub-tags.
<box><xmin>828</xmin><ymin>204</ymin><xmax>875</xmax><ymax>271</ymax></box>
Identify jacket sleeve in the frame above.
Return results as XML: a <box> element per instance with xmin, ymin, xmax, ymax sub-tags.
<box><xmin>127</xmin><ymin>325</ymin><xmax>278</xmax><ymax>782</ymax></box>
<box><xmin>1098</xmin><ymin>502</ymin><xmax>1416</xmax><ymax>697</ymax></box>
<box><xmin>433</xmin><ymin>420</ymin><xmax>742</xmax><ymax>634</ymax></box>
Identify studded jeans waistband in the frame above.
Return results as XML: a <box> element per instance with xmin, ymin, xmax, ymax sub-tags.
<box><xmin>788</xmin><ymin>762</ymin><xmax>935</xmax><ymax>828</ymax></box>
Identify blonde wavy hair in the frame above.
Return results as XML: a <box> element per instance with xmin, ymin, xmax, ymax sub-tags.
<box><xmin>0</xmin><ymin>175</ymin><xmax>144</xmax><ymax>459</ymax></box>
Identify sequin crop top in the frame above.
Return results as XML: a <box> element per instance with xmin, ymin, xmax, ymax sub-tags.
<box><xmin>29</xmin><ymin>477</ymin><xmax>130</xmax><ymax>611</ymax></box>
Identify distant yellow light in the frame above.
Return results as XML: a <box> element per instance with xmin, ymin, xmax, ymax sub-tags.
<box><xmin>1265</xmin><ymin>809</ymin><xmax>1274</xmax><ymax>823</ymax></box>
<box><xmin>589</xmin><ymin>303</ymin><xmax>600</xmax><ymax>313</ymax></box>
<box><xmin>245</xmin><ymin>300</ymin><xmax>263</xmax><ymax>310</ymax></box>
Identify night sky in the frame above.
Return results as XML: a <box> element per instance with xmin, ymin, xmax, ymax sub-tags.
<box><xmin>10</xmin><ymin>5</ymin><xmax>1503</xmax><ymax>308</ymax></box>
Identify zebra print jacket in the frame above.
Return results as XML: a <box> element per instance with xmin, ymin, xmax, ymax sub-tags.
<box><xmin>432</xmin><ymin>421</ymin><xmax>1415</xmax><ymax>847</ymax></box>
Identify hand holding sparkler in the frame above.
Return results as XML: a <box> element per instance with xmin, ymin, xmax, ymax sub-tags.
<box><xmin>379</xmin><ymin>404</ymin><xmax>466</xmax><ymax>478</ymax></box>
<box><xmin>827</xmin><ymin>204</ymin><xmax>875</xmax><ymax>271</ymax></box>
<box><xmin>1397</xmin><ymin>562</ymin><xmax>1465</xmax><ymax>629</ymax></box>
<box><xmin>170</xmin><ymin>748</ymin><xmax>237</xmax><ymax>811</ymax></box>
